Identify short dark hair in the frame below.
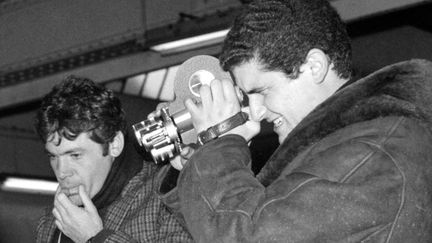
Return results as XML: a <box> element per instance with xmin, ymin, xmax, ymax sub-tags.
<box><xmin>35</xmin><ymin>76</ymin><xmax>126</xmax><ymax>154</ymax></box>
<box><xmin>220</xmin><ymin>0</ymin><xmax>352</xmax><ymax>79</ymax></box>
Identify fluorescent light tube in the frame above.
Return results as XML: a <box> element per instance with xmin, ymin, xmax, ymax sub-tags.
<box><xmin>150</xmin><ymin>29</ymin><xmax>229</xmax><ymax>53</ymax></box>
<box><xmin>1</xmin><ymin>177</ymin><xmax>58</xmax><ymax>194</ymax></box>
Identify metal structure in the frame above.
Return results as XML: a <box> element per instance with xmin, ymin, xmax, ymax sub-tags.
<box><xmin>0</xmin><ymin>0</ymin><xmax>431</xmax><ymax>110</ymax></box>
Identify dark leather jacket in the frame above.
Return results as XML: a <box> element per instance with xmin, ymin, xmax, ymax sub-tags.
<box><xmin>158</xmin><ymin>59</ymin><xmax>432</xmax><ymax>242</ymax></box>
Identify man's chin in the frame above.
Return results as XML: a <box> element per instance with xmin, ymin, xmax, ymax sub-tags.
<box><xmin>274</xmin><ymin>124</ymin><xmax>291</xmax><ymax>144</ymax></box>
<box><xmin>275</xmin><ymin>129</ymin><xmax>288</xmax><ymax>144</ymax></box>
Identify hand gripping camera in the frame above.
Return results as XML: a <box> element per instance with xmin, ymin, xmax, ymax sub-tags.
<box><xmin>132</xmin><ymin>55</ymin><xmax>246</xmax><ymax>164</ymax></box>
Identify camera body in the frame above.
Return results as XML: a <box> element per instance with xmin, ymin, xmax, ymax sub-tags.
<box><xmin>132</xmin><ymin>55</ymin><xmax>235</xmax><ymax>164</ymax></box>
<box><xmin>132</xmin><ymin>107</ymin><xmax>192</xmax><ymax>163</ymax></box>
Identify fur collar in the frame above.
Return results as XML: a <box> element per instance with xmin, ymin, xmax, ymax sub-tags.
<box><xmin>257</xmin><ymin>59</ymin><xmax>432</xmax><ymax>186</ymax></box>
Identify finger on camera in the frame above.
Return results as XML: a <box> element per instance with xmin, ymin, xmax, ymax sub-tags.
<box><xmin>210</xmin><ymin>79</ymin><xmax>224</xmax><ymax>104</ymax></box>
<box><xmin>199</xmin><ymin>84</ymin><xmax>213</xmax><ymax>109</ymax></box>
<box><xmin>184</xmin><ymin>98</ymin><xmax>200</xmax><ymax>116</ymax></box>
<box><xmin>147</xmin><ymin>102</ymin><xmax>169</xmax><ymax>119</ymax></box>
<box><xmin>221</xmin><ymin>79</ymin><xmax>238</xmax><ymax>103</ymax></box>
<box><xmin>180</xmin><ymin>146</ymin><xmax>195</xmax><ymax>160</ymax></box>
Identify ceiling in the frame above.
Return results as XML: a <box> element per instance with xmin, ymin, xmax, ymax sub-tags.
<box><xmin>0</xmin><ymin>0</ymin><xmax>431</xmax><ymax>111</ymax></box>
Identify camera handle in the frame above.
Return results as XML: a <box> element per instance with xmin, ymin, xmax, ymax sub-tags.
<box><xmin>197</xmin><ymin>111</ymin><xmax>249</xmax><ymax>145</ymax></box>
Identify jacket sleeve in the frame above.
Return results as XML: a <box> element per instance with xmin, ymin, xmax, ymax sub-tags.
<box><xmin>176</xmin><ymin>134</ymin><xmax>401</xmax><ymax>242</ymax></box>
<box><xmin>92</xmin><ymin>201</ymin><xmax>193</xmax><ymax>243</ymax></box>
<box><xmin>156</xmin><ymin>164</ymin><xmax>191</xmax><ymax>228</ymax></box>
<box><xmin>36</xmin><ymin>207</ymin><xmax>56</xmax><ymax>243</ymax></box>
<box><xmin>154</xmin><ymin>202</ymin><xmax>194</xmax><ymax>243</ymax></box>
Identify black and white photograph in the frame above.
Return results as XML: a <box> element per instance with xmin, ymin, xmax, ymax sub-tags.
<box><xmin>1</xmin><ymin>0</ymin><xmax>432</xmax><ymax>242</ymax></box>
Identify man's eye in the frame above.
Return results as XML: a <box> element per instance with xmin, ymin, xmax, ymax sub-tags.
<box><xmin>236</xmin><ymin>87</ymin><xmax>249</xmax><ymax>106</ymax></box>
<box><xmin>70</xmin><ymin>153</ymin><xmax>81</xmax><ymax>159</ymax></box>
<box><xmin>258</xmin><ymin>87</ymin><xmax>268</xmax><ymax>95</ymax></box>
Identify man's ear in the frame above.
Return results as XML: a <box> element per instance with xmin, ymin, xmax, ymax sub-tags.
<box><xmin>303</xmin><ymin>48</ymin><xmax>330</xmax><ymax>84</ymax></box>
<box><xmin>109</xmin><ymin>132</ymin><xmax>124</xmax><ymax>158</ymax></box>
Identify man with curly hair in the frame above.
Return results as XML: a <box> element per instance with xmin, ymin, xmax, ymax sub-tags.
<box><xmin>35</xmin><ymin>76</ymin><xmax>192</xmax><ymax>243</ymax></box>
<box><xmin>156</xmin><ymin>0</ymin><xmax>432</xmax><ymax>242</ymax></box>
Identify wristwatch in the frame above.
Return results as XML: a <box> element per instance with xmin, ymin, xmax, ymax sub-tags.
<box><xmin>197</xmin><ymin>111</ymin><xmax>248</xmax><ymax>145</ymax></box>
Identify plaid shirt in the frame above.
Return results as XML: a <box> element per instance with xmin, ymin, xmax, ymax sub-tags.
<box><xmin>36</xmin><ymin>163</ymin><xmax>193</xmax><ymax>243</ymax></box>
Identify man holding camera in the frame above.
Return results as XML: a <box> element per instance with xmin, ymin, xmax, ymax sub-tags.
<box><xmin>35</xmin><ymin>76</ymin><xmax>192</xmax><ymax>242</ymax></box>
<box><xmin>156</xmin><ymin>0</ymin><xmax>432</xmax><ymax>242</ymax></box>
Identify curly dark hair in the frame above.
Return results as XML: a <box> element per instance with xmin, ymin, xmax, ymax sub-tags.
<box><xmin>35</xmin><ymin>75</ymin><xmax>126</xmax><ymax>155</ymax></box>
<box><xmin>220</xmin><ymin>0</ymin><xmax>352</xmax><ymax>79</ymax></box>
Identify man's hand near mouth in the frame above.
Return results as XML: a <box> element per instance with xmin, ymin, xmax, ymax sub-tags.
<box><xmin>52</xmin><ymin>185</ymin><xmax>103</xmax><ymax>242</ymax></box>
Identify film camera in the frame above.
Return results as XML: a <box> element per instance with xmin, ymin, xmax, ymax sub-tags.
<box><xmin>132</xmin><ymin>55</ymin><xmax>247</xmax><ymax>164</ymax></box>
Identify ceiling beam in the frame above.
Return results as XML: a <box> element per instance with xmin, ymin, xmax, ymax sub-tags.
<box><xmin>332</xmin><ymin>0</ymin><xmax>430</xmax><ymax>22</ymax></box>
<box><xmin>0</xmin><ymin>45</ymin><xmax>222</xmax><ymax>110</ymax></box>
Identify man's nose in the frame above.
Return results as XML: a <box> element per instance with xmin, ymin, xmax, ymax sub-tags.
<box><xmin>248</xmin><ymin>95</ymin><xmax>266</xmax><ymax>122</ymax></box>
<box><xmin>56</xmin><ymin>157</ymin><xmax>71</xmax><ymax>179</ymax></box>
